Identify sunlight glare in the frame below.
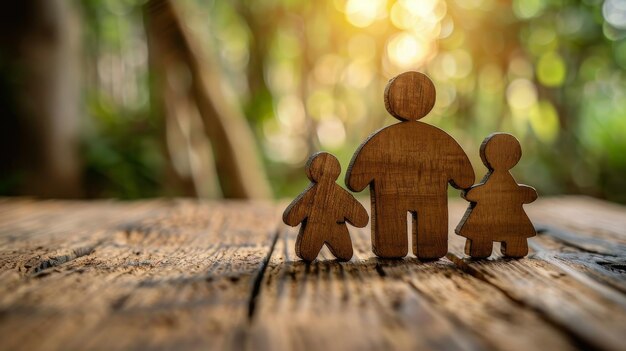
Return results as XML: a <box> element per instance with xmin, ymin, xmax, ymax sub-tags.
<box><xmin>345</xmin><ymin>0</ymin><xmax>387</xmax><ymax>28</ymax></box>
<box><xmin>387</xmin><ymin>32</ymin><xmax>428</xmax><ymax>68</ymax></box>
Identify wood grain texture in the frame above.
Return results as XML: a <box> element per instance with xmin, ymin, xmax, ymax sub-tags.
<box><xmin>383</xmin><ymin>71</ymin><xmax>436</xmax><ymax>121</ymax></box>
<box><xmin>0</xmin><ymin>197</ymin><xmax>624</xmax><ymax>351</ymax></box>
<box><xmin>448</xmin><ymin>199</ymin><xmax>626</xmax><ymax>351</ymax></box>
<box><xmin>456</xmin><ymin>133</ymin><xmax>538</xmax><ymax>258</ymax></box>
<box><xmin>283</xmin><ymin>152</ymin><xmax>368</xmax><ymax>261</ymax></box>
<box><xmin>250</xmin><ymin>216</ymin><xmax>577</xmax><ymax>351</ymax></box>
<box><xmin>346</xmin><ymin>71</ymin><xmax>475</xmax><ymax>259</ymax></box>
<box><xmin>0</xmin><ymin>199</ymin><xmax>279</xmax><ymax>351</ymax></box>
<box><xmin>249</xmin><ymin>226</ymin><xmax>487</xmax><ymax>351</ymax></box>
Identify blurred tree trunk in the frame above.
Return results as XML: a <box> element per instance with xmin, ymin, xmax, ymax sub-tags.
<box><xmin>0</xmin><ymin>0</ymin><xmax>83</xmax><ymax>198</ymax></box>
<box><xmin>145</xmin><ymin>10</ymin><xmax>221</xmax><ymax>198</ymax></box>
<box><xmin>144</xmin><ymin>0</ymin><xmax>271</xmax><ymax>199</ymax></box>
<box><xmin>235</xmin><ymin>2</ymin><xmax>274</xmax><ymax>102</ymax></box>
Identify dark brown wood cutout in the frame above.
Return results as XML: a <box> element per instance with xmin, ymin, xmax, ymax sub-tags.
<box><xmin>283</xmin><ymin>152</ymin><xmax>369</xmax><ymax>261</ymax></box>
<box><xmin>456</xmin><ymin>132</ymin><xmax>538</xmax><ymax>258</ymax></box>
<box><xmin>346</xmin><ymin>71</ymin><xmax>475</xmax><ymax>260</ymax></box>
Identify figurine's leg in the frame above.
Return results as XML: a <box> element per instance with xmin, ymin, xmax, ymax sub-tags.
<box><xmin>325</xmin><ymin>226</ymin><xmax>353</xmax><ymax>261</ymax></box>
<box><xmin>295</xmin><ymin>226</ymin><xmax>324</xmax><ymax>262</ymax></box>
<box><xmin>501</xmin><ymin>238</ymin><xmax>529</xmax><ymax>258</ymax></box>
<box><xmin>372</xmin><ymin>201</ymin><xmax>408</xmax><ymax>259</ymax></box>
<box><xmin>464</xmin><ymin>238</ymin><xmax>492</xmax><ymax>259</ymax></box>
<box><xmin>414</xmin><ymin>203</ymin><xmax>448</xmax><ymax>260</ymax></box>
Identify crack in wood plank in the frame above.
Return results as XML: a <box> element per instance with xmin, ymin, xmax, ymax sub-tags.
<box><xmin>29</xmin><ymin>244</ymin><xmax>97</xmax><ymax>276</ymax></box>
<box><xmin>445</xmin><ymin>252</ymin><xmax>599</xmax><ymax>351</ymax></box>
<box><xmin>248</xmin><ymin>229</ymin><xmax>280</xmax><ymax>321</ymax></box>
<box><xmin>535</xmin><ymin>224</ymin><xmax>626</xmax><ymax>256</ymax></box>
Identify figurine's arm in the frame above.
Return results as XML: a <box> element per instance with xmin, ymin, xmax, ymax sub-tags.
<box><xmin>282</xmin><ymin>185</ymin><xmax>314</xmax><ymax>226</ymax></box>
<box><xmin>345</xmin><ymin>140</ymin><xmax>375</xmax><ymax>192</ymax></box>
<box><xmin>462</xmin><ymin>184</ymin><xmax>485</xmax><ymax>203</ymax></box>
<box><xmin>449</xmin><ymin>142</ymin><xmax>475</xmax><ymax>190</ymax></box>
<box><xmin>518</xmin><ymin>184</ymin><xmax>538</xmax><ymax>204</ymax></box>
<box><xmin>341</xmin><ymin>190</ymin><xmax>369</xmax><ymax>228</ymax></box>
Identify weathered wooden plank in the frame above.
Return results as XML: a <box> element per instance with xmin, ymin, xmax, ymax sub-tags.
<box><xmin>358</xmin><ymin>213</ymin><xmax>577</xmax><ymax>351</ymax></box>
<box><xmin>0</xmin><ymin>200</ymin><xmax>165</xmax><ymax>276</ymax></box>
<box><xmin>0</xmin><ymin>200</ymin><xmax>280</xmax><ymax>351</ymax></box>
<box><xmin>250</xmin><ymin>217</ymin><xmax>579</xmax><ymax>351</ymax></box>
<box><xmin>531</xmin><ymin>196</ymin><xmax>626</xmax><ymax>245</ymax></box>
<box><xmin>0</xmin><ymin>197</ymin><xmax>624</xmax><ymax>351</ymax></box>
<box><xmin>528</xmin><ymin>197</ymin><xmax>626</xmax><ymax>299</ymax></box>
<box><xmin>447</xmin><ymin>199</ymin><xmax>626</xmax><ymax>351</ymax></box>
<box><xmin>379</xmin><ymin>255</ymin><xmax>577</xmax><ymax>350</ymax></box>
<box><xmin>248</xmin><ymin>225</ymin><xmax>486</xmax><ymax>351</ymax></box>
<box><xmin>525</xmin><ymin>229</ymin><xmax>626</xmax><ymax>295</ymax></box>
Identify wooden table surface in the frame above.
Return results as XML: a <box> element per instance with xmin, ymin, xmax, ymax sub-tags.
<box><xmin>0</xmin><ymin>196</ymin><xmax>625</xmax><ymax>351</ymax></box>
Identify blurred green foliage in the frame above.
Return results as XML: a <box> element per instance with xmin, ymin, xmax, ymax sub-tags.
<box><xmin>72</xmin><ymin>0</ymin><xmax>626</xmax><ymax>201</ymax></box>
<box><xmin>80</xmin><ymin>0</ymin><xmax>163</xmax><ymax>197</ymax></box>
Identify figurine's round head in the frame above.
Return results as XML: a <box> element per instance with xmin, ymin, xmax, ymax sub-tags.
<box><xmin>480</xmin><ymin>133</ymin><xmax>522</xmax><ymax>171</ymax></box>
<box><xmin>384</xmin><ymin>71</ymin><xmax>436</xmax><ymax>121</ymax></box>
<box><xmin>306</xmin><ymin>152</ymin><xmax>341</xmax><ymax>182</ymax></box>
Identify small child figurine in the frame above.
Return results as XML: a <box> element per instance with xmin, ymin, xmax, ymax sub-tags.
<box><xmin>455</xmin><ymin>133</ymin><xmax>538</xmax><ymax>259</ymax></box>
<box><xmin>283</xmin><ymin>152</ymin><xmax>369</xmax><ymax>262</ymax></box>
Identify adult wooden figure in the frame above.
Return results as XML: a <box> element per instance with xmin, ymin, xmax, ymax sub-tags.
<box><xmin>456</xmin><ymin>133</ymin><xmax>538</xmax><ymax>258</ymax></box>
<box><xmin>283</xmin><ymin>152</ymin><xmax>369</xmax><ymax>261</ymax></box>
<box><xmin>346</xmin><ymin>72</ymin><xmax>475</xmax><ymax>260</ymax></box>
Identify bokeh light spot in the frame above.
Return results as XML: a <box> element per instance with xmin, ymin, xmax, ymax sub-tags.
<box><xmin>314</xmin><ymin>54</ymin><xmax>345</xmax><ymax>85</ymax></box>
<box><xmin>441</xmin><ymin>50</ymin><xmax>473</xmax><ymax>79</ymax></box>
<box><xmin>317</xmin><ymin>118</ymin><xmax>347</xmax><ymax>149</ymax></box>
<box><xmin>387</xmin><ymin>32</ymin><xmax>428</xmax><ymax>68</ymax></box>
<box><xmin>306</xmin><ymin>90</ymin><xmax>335</xmax><ymax>120</ymax></box>
<box><xmin>391</xmin><ymin>0</ymin><xmax>442</xmax><ymax>30</ymax></box>
<box><xmin>513</xmin><ymin>0</ymin><xmax>546</xmax><ymax>19</ymax></box>
<box><xmin>527</xmin><ymin>26</ymin><xmax>558</xmax><ymax>55</ymax></box>
<box><xmin>263</xmin><ymin>119</ymin><xmax>308</xmax><ymax>165</ymax></box>
<box><xmin>530</xmin><ymin>100</ymin><xmax>560</xmax><ymax>143</ymax></box>
<box><xmin>507</xmin><ymin>78</ymin><xmax>538</xmax><ymax>111</ymax></box>
<box><xmin>342</xmin><ymin>60</ymin><xmax>374</xmax><ymax>88</ymax></box>
<box><xmin>603</xmin><ymin>0</ymin><xmax>626</xmax><ymax>30</ymax></box>
<box><xmin>537</xmin><ymin>52</ymin><xmax>567</xmax><ymax>87</ymax></box>
<box><xmin>276</xmin><ymin>95</ymin><xmax>306</xmax><ymax>130</ymax></box>
<box><xmin>345</xmin><ymin>0</ymin><xmax>387</xmax><ymax>28</ymax></box>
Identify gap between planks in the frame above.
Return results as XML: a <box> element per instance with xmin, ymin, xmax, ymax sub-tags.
<box><xmin>247</xmin><ymin>228</ymin><xmax>280</xmax><ymax>320</ymax></box>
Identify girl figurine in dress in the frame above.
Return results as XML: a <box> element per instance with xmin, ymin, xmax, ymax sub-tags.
<box><xmin>456</xmin><ymin>133</ymin><xmax>538</xmax><ymax>259</ymax></box>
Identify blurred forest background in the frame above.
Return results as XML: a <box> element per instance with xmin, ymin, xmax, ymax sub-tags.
<box><xmin>1</xmin><ymin>0</ymin><xmax>625</xmax><ymax>202</ymax></box>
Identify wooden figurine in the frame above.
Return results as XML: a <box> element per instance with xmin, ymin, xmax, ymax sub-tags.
<box><xmin>283</xmin><ymin>152</ymin><xmax>369</xmax><ymax>262</ymax></box>
<box><xmin>345</xmin><ymin>71</ymin><xmax>475</xmax><ymax>260</ymax></box>
<box><xmin>455</xmin><ymin>133</ymin><xmax>538</xmax><ymax>259</ymax></box>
